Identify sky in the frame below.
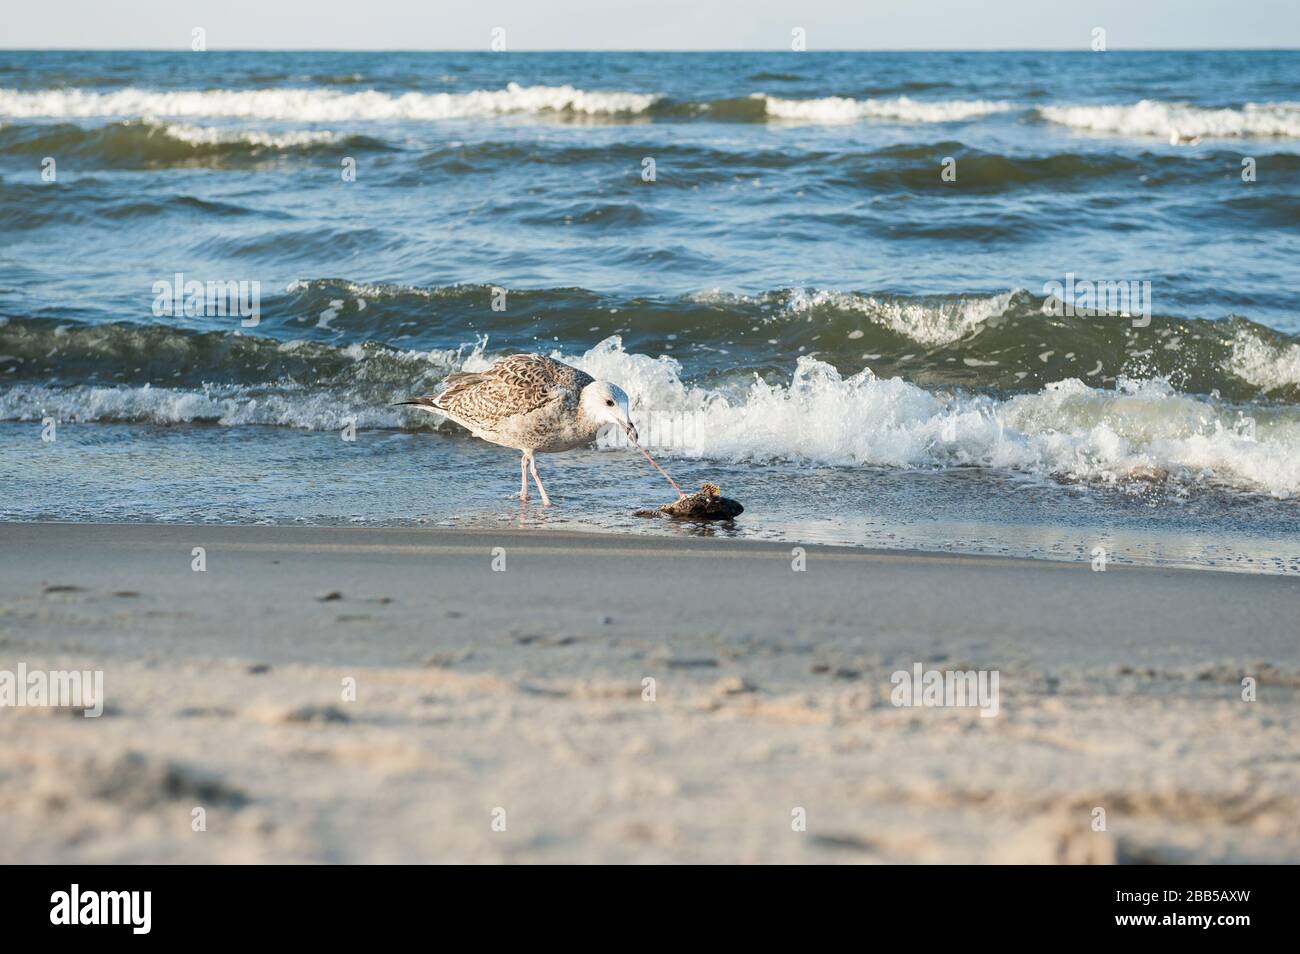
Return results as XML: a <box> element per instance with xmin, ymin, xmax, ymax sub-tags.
<box><xmin>3</xmin><ymin>0</ymin><xmax>1298</xmax><ymax>50</ymax></box>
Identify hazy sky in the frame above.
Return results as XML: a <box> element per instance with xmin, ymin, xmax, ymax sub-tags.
<box><xmin>4</xmin><ymin>0</ymin><xmax>1298</xmax><ymax>50</ymax></box>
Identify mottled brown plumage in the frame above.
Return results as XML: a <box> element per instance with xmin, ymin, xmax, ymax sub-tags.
<box><xmin>428</xmin><ymin>354</ymin><xmax>596</xmax><ymax>452</ymax></box>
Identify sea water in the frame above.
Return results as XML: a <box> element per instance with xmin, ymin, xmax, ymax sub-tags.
<box><xmin>2</xmin><ymin>51</ymin><xmax>1298</xmax><ymax>572</ymax></box>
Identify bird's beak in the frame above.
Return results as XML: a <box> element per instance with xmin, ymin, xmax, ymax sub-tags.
<box><xmin>623</xmin><ymin>421</ymin><xmax>638</xmax><ymax>445</ymax></box>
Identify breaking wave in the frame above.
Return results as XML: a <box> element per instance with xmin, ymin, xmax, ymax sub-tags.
<box><xmin>0</xmin><ymin>119</ymin><xmax>385</xmax><ymax>167</ymax></box>
<box><xmin>7</xmin><ymin>332</ymin><xmax>1296</xmax><ymax>497</ymax></box>
<box><xmin>755</xmin><ymin>94</ymin><xmax>1014</xmax><ymax>124</ymax></box>
<box><xmin>0</xmin><ymin>84</ymin><xmax>661</xmax><ymax>121</ymax></box>
<box><xmin>558</xmin><ymin>339</ymin><xmax>1300</xmax><ymax>498</ymax></box>
<box><xmin>6</xmin><ymin>85</ymin><xmax>1300</xmax><ymax>140</ymax></box>
<box><xmin>3</xmin><ymin>284</ymin><xmax>1298</xmax><ymax>405</ymax></box>
<box><xmin>1038</xmin><ymin>100</ymin><xmax>1300</xmax><ymax>139</ymax></box>
<box><xmin>0</xmin><ymin>85</ymin><xmax>1019</xmax><ymax>126</ymax></box>
<box><xmin>1226</xmin><ymin>329</ymin><xmax>1300</xmax><ymax>393</ymax></box>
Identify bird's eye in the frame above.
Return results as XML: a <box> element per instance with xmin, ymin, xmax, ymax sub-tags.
<box><xmin>606</xmin><ymin>399</ymin><xmax>615</xmax><ymax>406</ymax></box>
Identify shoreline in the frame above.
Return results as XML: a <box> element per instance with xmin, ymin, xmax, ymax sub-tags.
<box><xmin>2</xmin><ymin>521</ymin><xmax>1297</xmax><ymax>862</ymax></box>
<box><xmin>8</xmin><ymin>418</ymin><xmax>1296</xmax><ymax>578</ymax></box>
<box><xmin>5</xmin><ymin>516</ymin><xmax>1292</xmax><ymax>578</ymax></box>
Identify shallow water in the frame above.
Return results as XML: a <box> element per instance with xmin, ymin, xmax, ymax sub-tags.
<box><xmin>2</xmin><ymin>51</ymin><xmax>1298</xmax><ymax>571</ymax></box>
<box><xmin>7</xmin><ymin>420</ymin><xmax>1297</xmax><ymax>575</ymax></box>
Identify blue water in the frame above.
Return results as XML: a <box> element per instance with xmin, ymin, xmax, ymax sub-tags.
<box><xmin>2</xmin><ymin>51</ymin><xmax>1298</xmax><ymax>571</ymax></box>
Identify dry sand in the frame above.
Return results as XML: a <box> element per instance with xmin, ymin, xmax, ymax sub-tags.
<box><xmin>1</xmin><ymin>521</ymin><xmax>1297</xmax><ymax>863</ymax></box>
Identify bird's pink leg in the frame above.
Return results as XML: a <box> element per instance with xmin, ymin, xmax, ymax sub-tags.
<box><xmin>527</xmin><ymin>454</ymin><xmax>552</xmax><ymax>507</ymax></box>
<box><xmin>519</xmin><ymin>453</ymin><xmax>529</xmax><ymax>501</ymax></box>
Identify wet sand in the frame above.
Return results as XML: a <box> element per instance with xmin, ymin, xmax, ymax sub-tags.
<box><xmin>1</xmin><ymin>521</ymin><xmax>1297</xmax><ymax>863</ymax></box>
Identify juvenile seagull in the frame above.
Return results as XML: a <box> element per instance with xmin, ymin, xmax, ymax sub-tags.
<box><xmin>395</xmin><ymin>353</ymin><xmax>639</xmax><ymax>507</ymax></box>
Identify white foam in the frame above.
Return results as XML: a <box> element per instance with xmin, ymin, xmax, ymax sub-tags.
<box><xmin>1040</xmin><ymin>100</ymin><xmax>1300</xmax><ymax>139</ymax></box>
<box><xmin>784</xmin><ymin>289</ymin><xmax>1015</xmax><ymax>346</ymax></box>
<box><xmin>758</xmin><ymin>94</ymin><xmax>1013</xmax><ymax>124</ymax></box>
<box><xmin>0</xmin><ymin>83</ymin><xmax>661</xmax><ymax>121</ymax></box>
<box><xmin>1227</xmin><ymin>329</ymin><xmax>1300</xmax><ymax>392</ymax></box>
<box><xmin>558</xmin><ymin>339</ymin><xmax>1300</xmax><ymax>497</ymax></box>
<box><xmin>0</xmin><ymin>338</ymin><xmax>483</xmax><ymax>430</ymax></box>
<box><xmin>159</xmin><ymin>122</ymin><xmax>343</xmax><ymax>148</ymax></box>
<box><xmin>684</xmin><ymin>288</ymin><xmax>1016</xmax><ymax>346</ymax></box>
<box><xmin>0</xmin><ymin>382</ymin><xmax>403</xmax><ymax>430</ymax></box>
<box><xmin>8</xmin><ymin>337</ymin><xmax>1297</xmax><ymax>496</ymax></box>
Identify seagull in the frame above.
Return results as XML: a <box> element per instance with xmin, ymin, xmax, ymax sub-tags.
<box><xmin>395</xmin><ymin>353</ymin><xmax>679</xmax><ymax>507</ymax></box>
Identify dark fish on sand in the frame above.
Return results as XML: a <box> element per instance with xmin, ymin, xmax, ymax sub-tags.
<box><xmin>636</xmin><ymin>482</ymin><xmax>744</xmax><ymax>521</ymax></box>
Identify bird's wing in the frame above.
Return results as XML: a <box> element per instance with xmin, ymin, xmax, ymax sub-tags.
<box><xmin>431</xmin><ymin>354</ymin><xmax>592</xmax><ymax>430</ymax></box>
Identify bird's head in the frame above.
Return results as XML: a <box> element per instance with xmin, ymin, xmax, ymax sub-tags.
<box><xmin>581</xmin><ymin>380</ymin><xmax>636</xmax><ymax>443</ymax></box>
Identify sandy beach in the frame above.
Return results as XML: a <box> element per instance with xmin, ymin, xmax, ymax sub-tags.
<box><xmin>1</xmin><ymin>521</ymin><xmax>1296</xmax><ymax>863</ymax></box>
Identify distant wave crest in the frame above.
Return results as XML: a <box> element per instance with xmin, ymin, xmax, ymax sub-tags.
<box><xmin>1039</xmin><ymin>100</ymin><xmax>1300</xmax><ymax>139</ymax></box>
<box><xmin>756</xmin><ymin>94</ymin><xmax>1014</xmax><ymax>123</ymax></box>
<box><xmin>0</xmin><ymin>119</ymin><xmax>379</xmax><ymax>167</ymax></box>
<box><xmin>7</xmin><ymin>86</ymin><xmax>1300</xmax><ymax>138</ymax></box>
<box><xmin>0</xmin><ymin>85</ymin><xmax>1018</xmax><ymax>126</ymax></box>
<box><xmin>0</xmin><ymin>83</ymin><xmax>661</xmax><ymax>121</ymax></box>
